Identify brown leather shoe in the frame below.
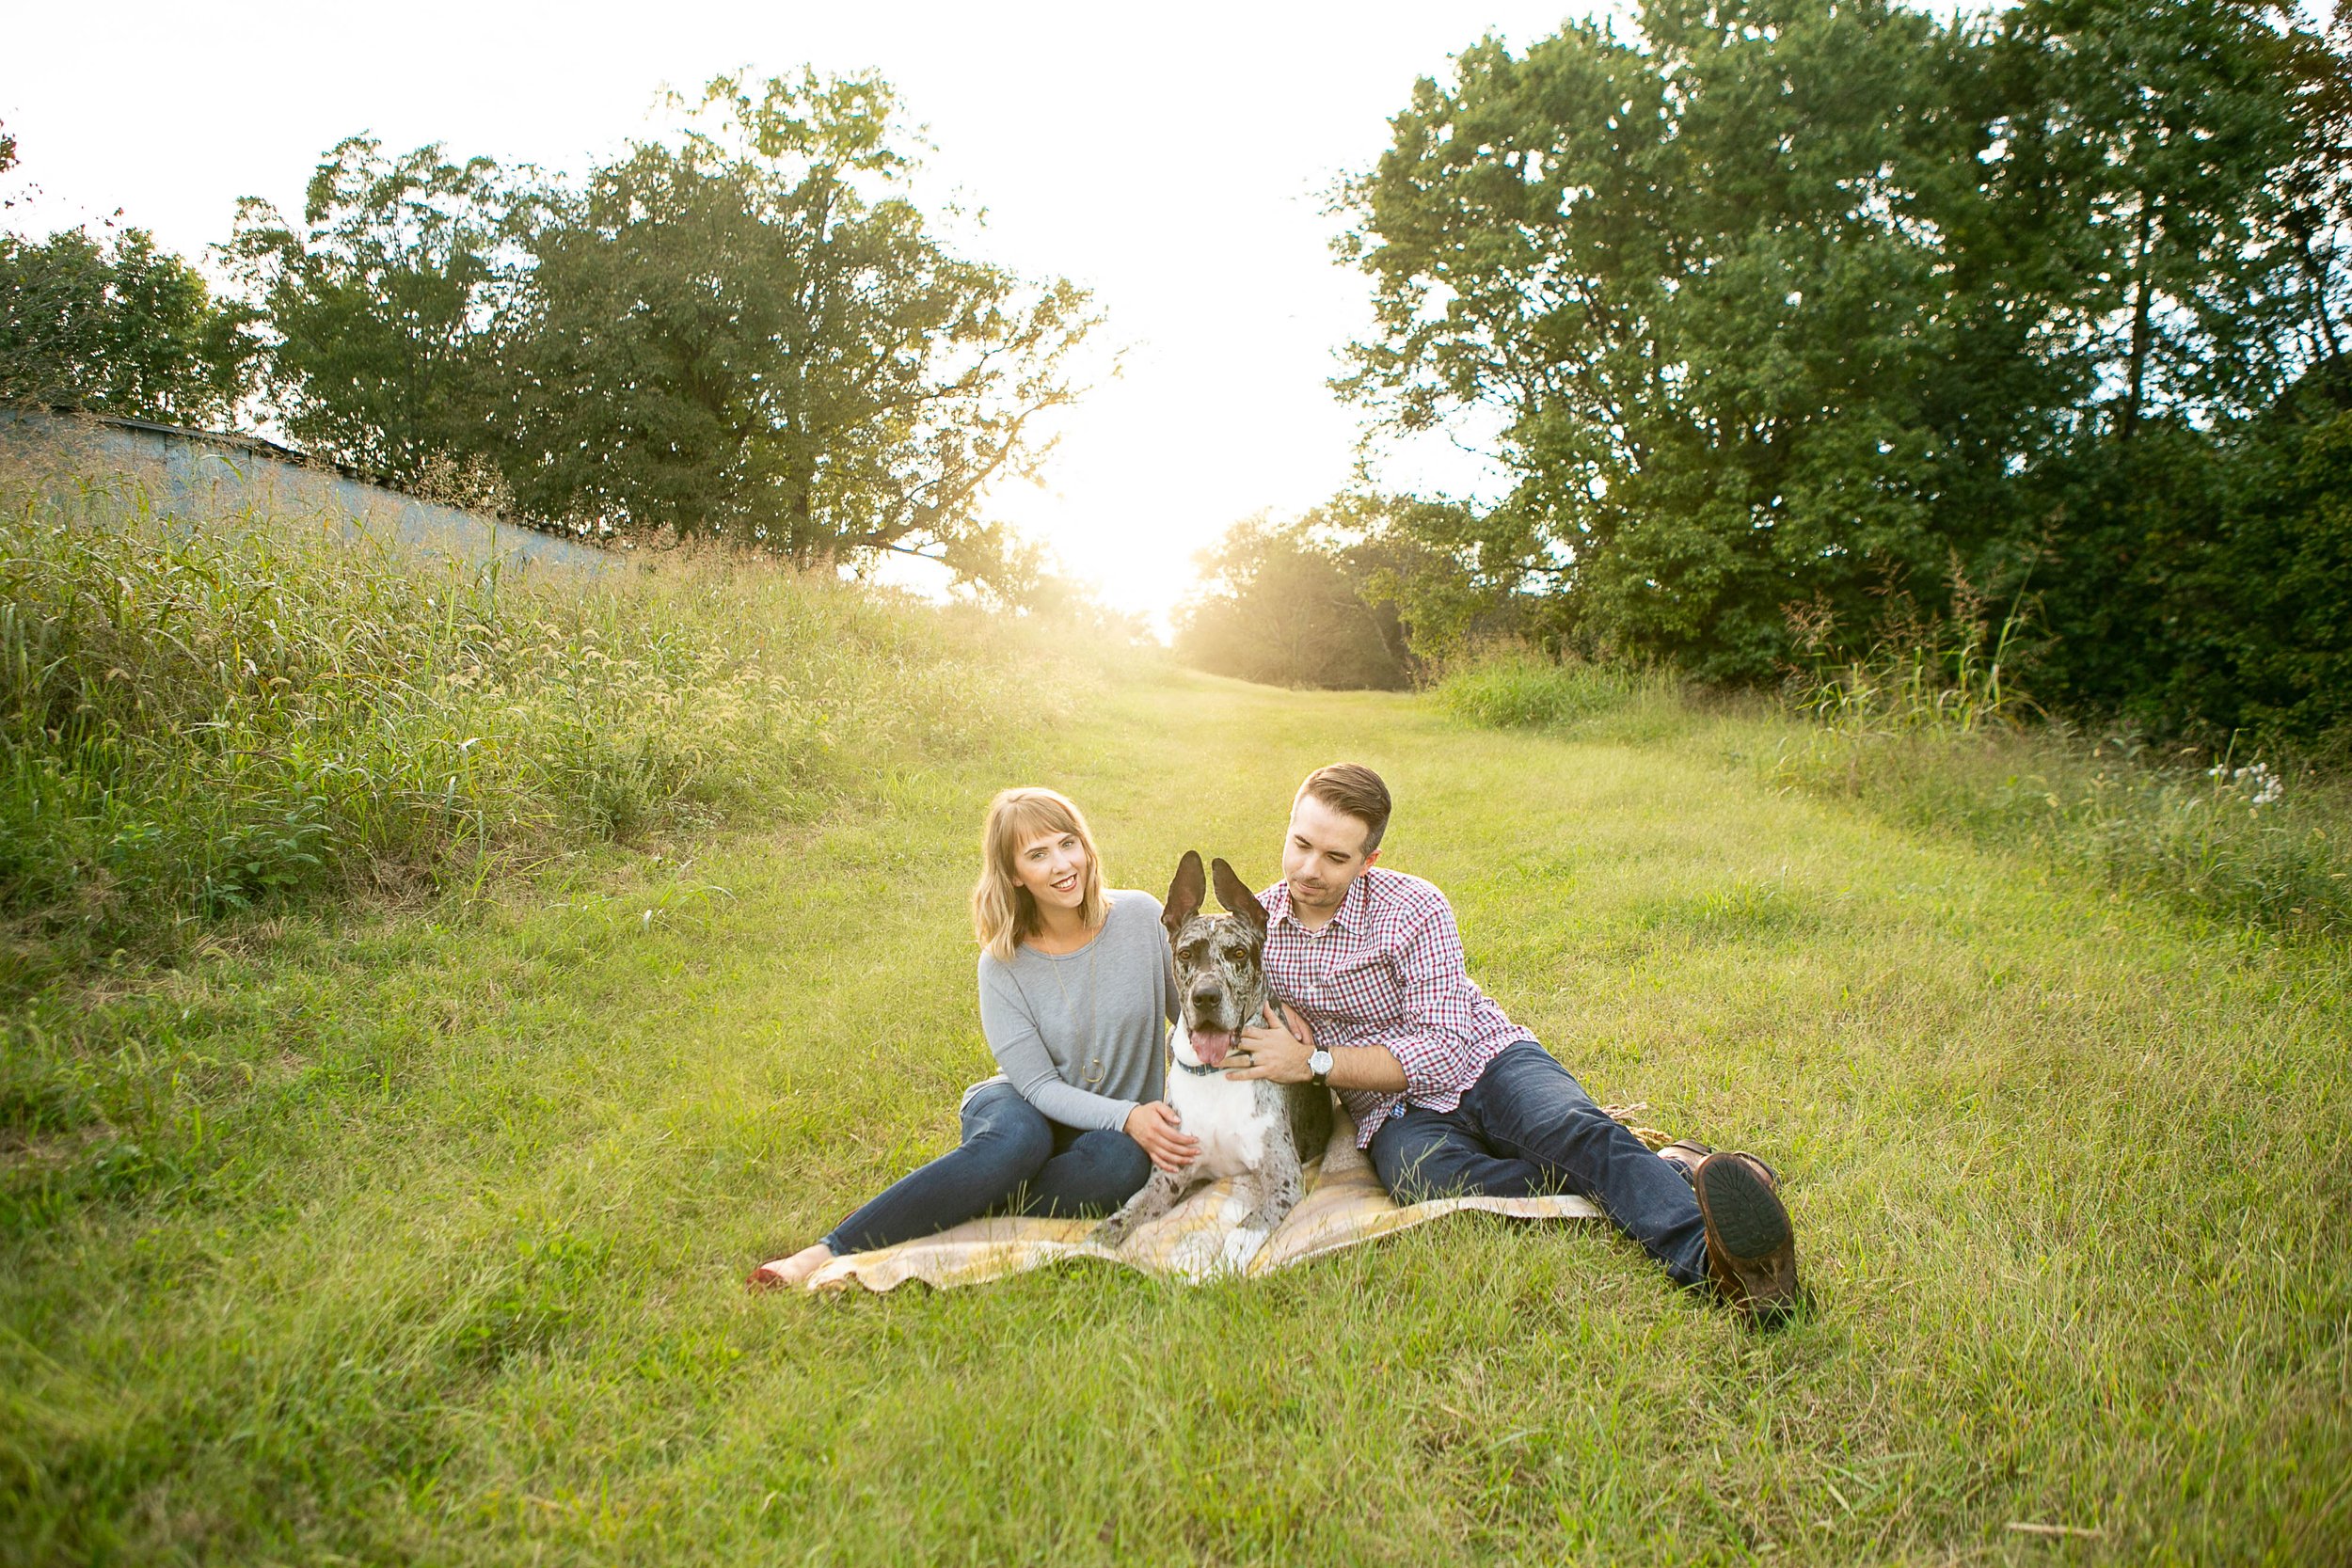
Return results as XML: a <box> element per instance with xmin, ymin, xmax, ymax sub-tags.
<box><xmin>1660</xmin><ymin>1139</ymin><xmax>1780</xmax><ymax>1193</ymax></box>
<box><xmin>1694</xmin><ymin>1151</ymin><xmax>1801</xmax><ymax>1322</ymax></box>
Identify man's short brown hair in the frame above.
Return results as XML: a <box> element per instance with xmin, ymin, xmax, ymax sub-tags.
<box><xmin>1296</xmin><ymin>763</ymin><xmax>1392</xmax><ymax>853</ymax></box>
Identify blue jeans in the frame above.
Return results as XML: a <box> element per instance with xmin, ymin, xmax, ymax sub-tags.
<box><xmin>1367</xmin><ymin>1040</ymin><xmax>1711</xmax><ymax>1287</ymax></box>
<box><xmin>820</xmin><ymin>1080</ymin><xmax>1153</xmax><ymax>1255</ymax></box>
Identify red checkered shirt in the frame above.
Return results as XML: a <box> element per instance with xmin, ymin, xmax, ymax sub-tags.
<box><xmin>1258</xmin><ymin>867</ymin><xmax>1533</xmax><ymax>1148</ymax></box>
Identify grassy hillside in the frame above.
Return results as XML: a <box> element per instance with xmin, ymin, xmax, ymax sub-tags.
<box><xmin>1</xmin><ymin>457</ymin><xmax>1112</xmax><ymax>992</ymax></box>
<box><xmin>6</xmin><ymin>649</ymin><xmax>2347</xmax><ymax>1563</ymax></box>
<box><xmin>1439</xmin><ymin>649</ymin><xmax>2352</xmax><ymax>940</ymax></box>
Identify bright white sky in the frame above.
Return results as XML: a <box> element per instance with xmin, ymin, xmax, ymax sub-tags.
<box><xmin>4</xmin><ymin>1</ymin><xmax>1615</xmax><ymax>626</ymax></box>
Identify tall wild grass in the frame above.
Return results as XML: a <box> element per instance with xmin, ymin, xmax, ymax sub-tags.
<box><xmin>1433</xmin><ymin>635</ymin><xmax>2351</xmax><ymax>939</ymax></box>
<box><xmin>1434</xmin><ymin>645</ymin><xmax>1685</xmax><ymax>741</ymax></box>
<box><xmin>2</xmin><ymin>465</ymin><xmax>1097</xmax><ymax>985</ymax></box>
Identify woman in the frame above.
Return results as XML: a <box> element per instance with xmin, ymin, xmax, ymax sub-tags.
<box><xmin>749</xmin><ymin>786</ymin><xmax>1197</xmax><ymax>1290</ymax></box>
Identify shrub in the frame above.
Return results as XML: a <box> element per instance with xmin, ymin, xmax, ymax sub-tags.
<box><xmin>1433</xmin><ymin>646</ymin><xmax>1661</xmax><ymax>730</ymax></box>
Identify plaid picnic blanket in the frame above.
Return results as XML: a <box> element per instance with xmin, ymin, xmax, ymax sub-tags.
<box><xmin>803</xmin><ymin>1103</ymin><xmax>1670</xmax><ymax>1293</ymax></box>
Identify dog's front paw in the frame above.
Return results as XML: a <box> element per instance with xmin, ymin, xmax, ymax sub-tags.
<box><xmin>1090</xmin><ymin>1214</ymin><xmax>1135</xmax><ymax>1250</ymax></box>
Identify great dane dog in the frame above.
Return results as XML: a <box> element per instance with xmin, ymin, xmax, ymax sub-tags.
<box><xmin>1091</xmin><ymin>851</ymin><xmax>1333</xmax><ymax>1273</ymax></box>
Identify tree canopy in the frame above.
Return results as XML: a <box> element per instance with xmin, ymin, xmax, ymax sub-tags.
<box><xmin>0</xmin><ymin>225</ymin><xmax>256</xmax><ymax>425</ymax></box>
<box><xmin>1327</xmin><ymin>0</ymin><xmax>2352</xmax><ymax>740</ymax></box>
<box><xmin>1175</xmin><ymin>508</ymin><xmax>1419</xmax><ymax>690</ymax></box>
<box><xmin>224</xmin><ymin>138</ymin><xmax>535</xmax><ymax>486</ymax></box>
<box><xmin>507</xmin><ymin>72</ymin><xmax>1097</xmax><ymax>574</ymax></box>
<box><xmin>215</xmin><ymin>71</ymin><xmax>1098</xmax><ymax>587</ymax></box>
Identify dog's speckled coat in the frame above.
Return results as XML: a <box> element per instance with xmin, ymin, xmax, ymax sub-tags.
<box><xmin>1091</xmin><ymin>852</ymin><xmax>1333</xmax><ymax>1272</ymax></box>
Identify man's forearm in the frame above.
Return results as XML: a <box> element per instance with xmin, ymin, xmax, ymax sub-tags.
<box><xmin>1329</xmin><ymin>1044</ymin><xmax>1406</xmax><ymax>1093</ymax></box>
<box><xmin>1228</xmin><ymin>1013</ymin><xmax>1412</xmax><ymax>1092</ymax></box>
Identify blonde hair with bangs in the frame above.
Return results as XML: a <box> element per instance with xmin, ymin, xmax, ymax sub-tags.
<box><xmin>972</xmin><ymin>786</ymin><xmax>1109</xmax><ymax>962</ymax></box>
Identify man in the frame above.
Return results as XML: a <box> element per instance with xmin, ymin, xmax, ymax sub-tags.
<box><xmin>1228</xmin><ymin>763</ymin><xmax>1801</xmax><ymax>1320</ymax></box>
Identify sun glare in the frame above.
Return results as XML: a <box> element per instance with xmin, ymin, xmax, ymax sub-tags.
<box><xmin>1</xmin><ymin>0</ymin><xmax>1573</xmax><ymax>628</ymax></box>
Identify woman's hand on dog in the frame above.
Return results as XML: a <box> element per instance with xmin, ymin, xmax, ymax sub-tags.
<box><xmin>1125</xmin><ymin>1101</ymin><xmax>1200</xmax><ymax>1172</ymax></box>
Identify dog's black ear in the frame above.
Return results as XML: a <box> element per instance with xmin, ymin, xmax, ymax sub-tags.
<box><xmin>1210</xmin><ymin>858</ymin><xmax>1268</xmax><ymax>934</ymax></box>
<box><xmin>1164</xmin><ymin>851</ymin><xmax>1206</xmax><ymax>938</ymax></box>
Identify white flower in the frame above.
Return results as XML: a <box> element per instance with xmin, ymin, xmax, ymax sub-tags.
<box><xmin>2221</xmin><ymin>762</ymin><xmax>2283</xmax><ymax>808</ymax></box>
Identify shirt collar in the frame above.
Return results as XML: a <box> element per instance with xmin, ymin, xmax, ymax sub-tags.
<box><xmin>1330</xmin><ymin>869</ymin><xmax>1374</xmax><ymax>931</ymax></box>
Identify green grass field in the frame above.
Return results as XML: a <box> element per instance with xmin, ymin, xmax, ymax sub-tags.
<box><xmin>6</xmin><ymin>662</ymin><xmax>2349</xmax><ymax>1565</ymax></box>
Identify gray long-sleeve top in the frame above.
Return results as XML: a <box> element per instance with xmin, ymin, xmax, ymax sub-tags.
<box><xmin>975</xmin><ymin>890</ymin><xmax>1180</xmax><ymax>1131</ymax></box>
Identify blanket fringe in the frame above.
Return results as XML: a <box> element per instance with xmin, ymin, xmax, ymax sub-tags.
<box><xmin>1599</xmin><ymin>1102</ymin><xmax>1672</xmax><ymax>1150</ymax></box>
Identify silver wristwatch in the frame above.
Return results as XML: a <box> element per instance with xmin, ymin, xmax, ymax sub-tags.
<box><xmin>1308</xmin><ymin>1048</ymin><xmax>1333</xmax><ymax>1087</ymax></box>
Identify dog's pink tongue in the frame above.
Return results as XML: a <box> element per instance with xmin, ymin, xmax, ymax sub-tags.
<box><xmin>1192</xmin><ymin>1031</ymin><xmax>1234</xmax><ymax>1068</ymax></box>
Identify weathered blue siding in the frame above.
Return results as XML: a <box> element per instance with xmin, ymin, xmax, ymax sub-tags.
<box><xmin>1</xmin><ymin>407</ymin><xmax>619</xmax><ymax>577</ymax></box>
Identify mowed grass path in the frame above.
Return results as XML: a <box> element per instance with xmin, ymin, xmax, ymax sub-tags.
<box><xmin>7</xmin><ymin>668</ymin><xmax>2348</xmax><ymax>1564</ymax></box>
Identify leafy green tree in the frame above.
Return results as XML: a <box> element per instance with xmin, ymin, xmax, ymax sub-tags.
<box><xmin>226</xmin><ymin>137</ymin><xmax>537</xmax><ymax>484</ymax></box>
<box><xmin>2265</xmin><ymin>6</ymin><xmax>2352</xmax><ymax>372</ymax></box>
<box><xmin>2220</xmin><ymin>378</ymin><xmax>2352</xmax><ymax>743</ymax></box>
<box><xmin>508</xmin><ymin>71</ymin><xmax>1098</xmax><ymax>571</ymax></box>
<box><xmin>1989</xmin><ymin>1</ymin><xmax>2349</xmax><ymax>732</ymax></box>
<box><xmin>233</xmin><ymin>74</ymin><xmax>1098</xmax><ymax>590</ymax></box>
<box><xmin>2024</xmin><ymin>360</ymin><xmax>2352</xmax><ymax>746</ymax></box>
<box><xmin>1312</xmin><ymin>491</ymin><xmax>1551</xmax><ymax>666</ymax></box>
<box><xmin>1339</xmin><ymin>0</ymin><xmax>2033</xmax><ymax>681</ymax></box>
<box><xmin>1992</xmin><ymin>0</ymin><xmax>2323</xmax><ymax>439</ymax></box>
<box><xmin>1175</xmin><ymin>512</ymin><xmax>1412</xmax><ymax>689</ymax></box>
<box><xmin>0</xmin><ymin>225</ymin><xmax>257</xmax><ymax>424</ymax></box>
<box><xmin>1339</xmin><ymin>0</ymin><xmax>2345</xmax><ymax>717</ymax></box>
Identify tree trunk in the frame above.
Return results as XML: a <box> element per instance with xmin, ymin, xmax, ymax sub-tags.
<box><xmin>784</xmin><ymin>174</ymin><xmax>837</xmax><ymax>563</ymax></box>
<box><xmin>2289</xmin><ymin>217</ymin><xmax>2343</xmax><ymax>365</ymax></box>
<box><xmin>2120</xmin><ymin>198</ymin><xmax>2155</xmax><ymax>442</ymax></box>
<box><xmin>784</xmin><ymin>466</ymin><xmax>818</xmax><ymax>563</ymax></box>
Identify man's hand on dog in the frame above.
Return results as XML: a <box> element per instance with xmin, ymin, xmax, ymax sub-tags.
<box><xmin>1124</xmin><ymin>1101</ymin><xmax>1200</xmax><ymax>1171</ymax></box>
<box><xmin>1228</xmin><ymin>1003</ymin><xmax>1315</xmax><ymax>1084</ymax></box>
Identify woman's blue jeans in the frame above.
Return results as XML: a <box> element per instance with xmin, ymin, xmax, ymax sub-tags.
<box><xmin>820</xmin><ymin>1080</ymin><xmax>1153</xmax><ymax>1256</ymax></box>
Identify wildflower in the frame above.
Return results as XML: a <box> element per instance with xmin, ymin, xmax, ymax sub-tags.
<box><xmin>2212</xmin><ymin>761</ymin><xmax>2283</xmax><ymax>808</ymax></box>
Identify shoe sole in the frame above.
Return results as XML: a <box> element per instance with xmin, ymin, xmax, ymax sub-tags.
<box><xmin>1698</xmin><ymin>1159</ymin><xmax>1789</xmax><ymax>1259</ymax></box>
<box><xmin>1695</xmin><ymin>1155</ymin><xmax>1800</xmax><ymax>1317</ymax></box>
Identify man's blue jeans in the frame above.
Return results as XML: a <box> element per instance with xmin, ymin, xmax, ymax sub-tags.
<box><xmin>1367</xmin><ymin>1040</ymin><xmax>1711</xmax><ymax>1287</ymax></box>
<box><xmin>821</xmin><ymin>1080</ymin><xmax>1152</xmax><ymax>1255</ymax></box>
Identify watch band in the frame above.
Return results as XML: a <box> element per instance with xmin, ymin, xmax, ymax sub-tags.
<box><xmin>1309</xmin><ymin>1048</ymin><xmax>1333</xmax><ymax>1087</ymax></box>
